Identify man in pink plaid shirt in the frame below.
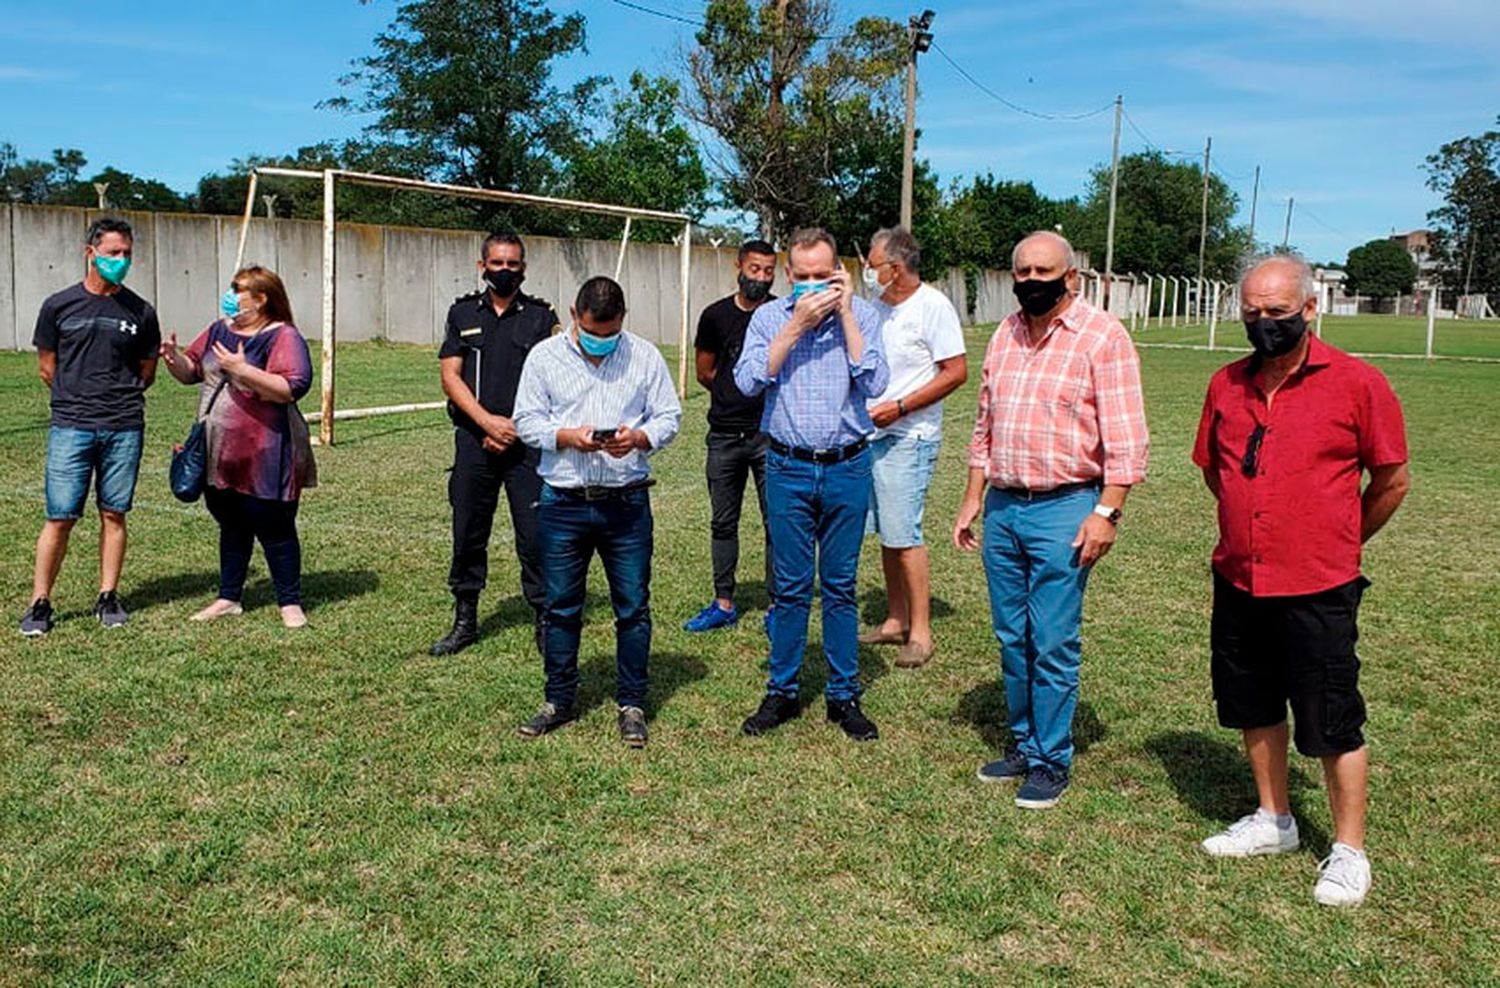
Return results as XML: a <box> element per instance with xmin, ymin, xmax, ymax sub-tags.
<box><xmin>954</xmin><ymin>230</ymin><xmax>1149</xmax><ymax>809</ymax></box>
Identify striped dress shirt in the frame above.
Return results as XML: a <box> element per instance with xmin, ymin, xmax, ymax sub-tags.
<box><xmin>733</xmin><ymin>295</ymin><xmax>888</xmax><ymax>450</ymax></box>
<box><xmin>967</xmin><ymin>296</ymin><xmax>1149</xmax><ymax>490</ymax></box>
<box><xmin>513</xmin><ymin>330</ymin><xmax>682</xmax><ymax>488</ymax></box>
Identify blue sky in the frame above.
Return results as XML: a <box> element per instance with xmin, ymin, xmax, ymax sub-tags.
<box><xmin>1</xmin><ymin>0</ymin><xmax>1496</xmax><ymax>263</ymax></box>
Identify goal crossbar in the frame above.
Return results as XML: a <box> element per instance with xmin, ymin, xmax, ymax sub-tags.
<box><xmin>234</xmin><ymin>167</ymin><xmax>694</xmax><ymax>445</ymax></box>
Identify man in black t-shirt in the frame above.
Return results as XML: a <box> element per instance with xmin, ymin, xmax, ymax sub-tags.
<box><xmin>21</xmin><ymin>217</ymin><xmax>161</xmax><ymax>637</ymax></box>
<box><xmin>429</xmin><ymin>231</ymin><xmax>560</xmax><ymax>657</ymax></box>
<box><xmin>683</xmin><ymin>239</ymin><xmax>779</xmax><ymax>635</ymax></box>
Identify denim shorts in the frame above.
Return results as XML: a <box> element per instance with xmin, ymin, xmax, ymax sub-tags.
<box><xmin>867</xmin><ymin>432</ymin><xmax>941</xmax><ymax>549</ymax></box>
<box><xmin>44</xmin><ymin>426</ymin><xmax>144</xmax><ymax>520</ymax></box>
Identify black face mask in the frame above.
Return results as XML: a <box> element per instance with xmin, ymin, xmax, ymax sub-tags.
<box><xmin>738</xmin><ymin>274</ymin><xmax>773</xmax><ymax>303</ymax></box>
<box><xmin>1244</xmin><ymin>312</ymin><xmax>1307</xmax><ymax>357</ymax></box>
<box><xmin>1014</xmin><ymin>275</ymin><xmax>1070</xmax><ymax>317</ymax></box>
<box><xmin>485</xmin><ymin>268</ymin><xmax>524</xmax><ymax>298</ymax></box>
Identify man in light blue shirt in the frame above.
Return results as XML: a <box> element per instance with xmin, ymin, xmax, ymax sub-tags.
<box><xmin>512</xmin><ymin>276</ymin><xmax>682</xmax><ymax>748</ymax></box>
<box><xmin>734</xmin><ymin>227</ymin><xmax>889</xmax><ymax>741</ymax></box>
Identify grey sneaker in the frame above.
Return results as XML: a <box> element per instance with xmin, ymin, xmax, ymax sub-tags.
<box><xmin>618</xmin><ymin>705</ymin><xmax>648</xmax><ymax>748</ymax></box>
<box><xmin>517</xmin><ymin>701</ymin><xmax>574</xmax><ymax>739</ymax></box>
<box><xmin>94</xmin><ymin>591</ymin><xmax>128</xmax><ymax>629</ymax></box>
<box><xmin>20</xmin><ymin>598</ymin><xmax>55</xmax><ymax>637</ymax></box>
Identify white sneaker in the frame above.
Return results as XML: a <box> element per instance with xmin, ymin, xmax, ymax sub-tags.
<box><xmin>1201</xmin><ymin>810</ymin><xmax>1300</xmax><ymax>857</ymax></box>
<box><xmin>1314</xmin><ymin>843</ymin><xmax>1371</xmax><ymax>907</ymax></box>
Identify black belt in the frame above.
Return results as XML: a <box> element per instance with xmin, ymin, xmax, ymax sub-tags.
<box><xmin>992</xmin><ymin>480</ymin><xmax>1099</xmax><ymax>502</ymax></box>
<box><xmin>548</xmin><ymin>478</ymin><xmax>656</xmax><ymax>502</ymax></box>
<box><xmin>768</xmin><ymin>437</ymin><xmax>868</xmax><ymax>465</ymax></box>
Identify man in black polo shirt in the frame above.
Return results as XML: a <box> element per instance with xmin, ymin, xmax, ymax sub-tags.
<box><xmin>684</xmin><ymin>239</ymin><xmax>778</xmax><ymax>635</ymax></box>
<box><xmin>430</xmin><ymin>231</ymin><xmax>559</xmax><ymax>657</ymax></box>
<box><xmin>21</xmin><ymin>216</ymin><xmax>160</xmax><ymax>637</ymax></box>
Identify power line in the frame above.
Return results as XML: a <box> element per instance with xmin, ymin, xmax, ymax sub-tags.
<box><xmin>929</xmin><ymin>42</ymin><xmax>1114</xmax><ymax>122</ymax></box>
<box><xmin>609</xmin><ymin>0</ymin><xmax>705</xmax><ymax>29</ymax></box>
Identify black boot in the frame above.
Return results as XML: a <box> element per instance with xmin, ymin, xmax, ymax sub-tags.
<box><xmin>430</xmin><ymin>596</ymin><xmax>480</xmax><ymax>656</ymax></box>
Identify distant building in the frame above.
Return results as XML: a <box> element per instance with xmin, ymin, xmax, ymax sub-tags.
<box><xmin>1389</xmin><ymin>229</ymin><xmax>1440</xmax><ymax>291</ymax></box>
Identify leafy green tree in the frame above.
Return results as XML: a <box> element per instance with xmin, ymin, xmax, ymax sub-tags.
<box><xmin>683</xmin><ymin>0</ymin><xmax>909</xmax><ymax>240</ymax></box>
<box><xmin>1424</xmin><ymin>117</ymin><xmax>1500</xmax><ymax>296</ymax></box>
<box><xmin>1344</xmin><ymin>238</ymin><xmax>1417</xmax><ymax>301</ymax></box>
<box><xmin>1071</xmin><ymin>151</ymin><xmax>1249</xmax><ymax>281</ymax></box>
<box><xmin>51</xmin><ymin>166</ymin><xmax>190</xmax><ymax>212</ymax></box>
<box><xmin>1</xmin><ymin>144</ymin><xmax>86</xmax><ymax>203</ymax></box>
<box><xmin>923</xmin><ymin>174</ymin><xmax>1078</xmax><ymax>274</ymax></box>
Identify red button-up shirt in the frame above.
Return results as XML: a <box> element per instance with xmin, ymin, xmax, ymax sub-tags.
<box><xmin>1192</xmin><ymin>336</ymin><xmax>1408</xmax><ymax>597</ymax></box>
<box><xmin>967</xmin><ymin>297</ymin><xmax>1150</xmax><ymax>490</ymax></box>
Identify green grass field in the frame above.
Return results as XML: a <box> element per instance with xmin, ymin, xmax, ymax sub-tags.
<box><xmin>1136</xmin><ymin>314</ymin><xmax>1500</xmax><ymax>360</ymax></box>
<box><xmin>1</xmin><ymin>327</ymin><xmax>1498</xmax><ymax>986</ymax></box>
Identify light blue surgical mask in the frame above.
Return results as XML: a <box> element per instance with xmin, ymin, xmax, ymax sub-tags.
<box><xmin>221</xmin><ymin>289</ymin><xmax>240</xmax><ymax>319</ymax></box>
<box><xmin>93</xmin><ymin>253</ymin><xmax>131</xmax><ymax>285</ymax></box>
<box><xmin>790</xmin><ymin>280</ymin><xmax>829</xmax><ymax>301</ymax></box>
<box><xmin>577</xmin><ymin>326</ymin><xmax>621</xmax><ymax>357</ymax></box>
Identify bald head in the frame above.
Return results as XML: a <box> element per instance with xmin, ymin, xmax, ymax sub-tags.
<box><xmin>1012</xmin><ymin>231</ymin><xmax>1077</xmax><ymax>275</ymax></box>
<box><xmin>1239</xmin><ymin>254</ymin><xmax>1317</xmax><ymax>323</ymax></box>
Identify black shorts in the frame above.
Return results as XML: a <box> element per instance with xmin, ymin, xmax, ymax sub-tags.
<box><xmin>1210</xmin><ymin>571</ymin><xmax>1369</xmax><ymax>757</ymax></box>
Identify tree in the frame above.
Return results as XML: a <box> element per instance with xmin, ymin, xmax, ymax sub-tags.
<box><xmin>563</xmin><ymin>73</ymin><xmax>709</xmax><ymax>242</ymax></box>
<box><xmin>923</xmin><ymin>174</ymin><xmax>1078</xmax><ymax>274</ymax></box>
<box><xmin>51</xmin><ymin>166</ymin><xmax>190</xmax><ymax>212</ymax></box>
<box><xmin>1071</xmin><ymin>151</ymin><xmax>1249</xmax><ymax>281</ymax></box>
<box><xmin>1</xmin><ymin>144</ymin><xmax>86</xmax><ymax>203</ymax></box>
<box><xmin>1344</xmin><ymin>238</ymin><xmax>1417</xmax><ymax>302</ymax></box>
<box><xmin>683</xmin><ymin>0</ymin><xmax>909</xmax><ymax>240</ymax></box>
<box><xmin>326</xmin><ymin>0</ymin><xmax>603</xmax><ymax>233</ymax></box>
<box><xmin>1424</xmin><ymin>118</ymin><xmax>1500</xmax><ymax>297</ymax></box>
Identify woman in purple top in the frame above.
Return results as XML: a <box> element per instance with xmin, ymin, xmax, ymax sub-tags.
<box><xmin>159</xmin><ymin>266</ymin><xmax>317</xmax><ymax>627</ymax></box>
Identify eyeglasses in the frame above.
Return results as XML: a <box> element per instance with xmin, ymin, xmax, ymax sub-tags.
<box><xmin>1241</xmin><ymin>424</ymin><xmax>1267</xmax><ymax>478</ymax></box>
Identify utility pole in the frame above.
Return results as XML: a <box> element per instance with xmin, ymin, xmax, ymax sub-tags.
<box><xmin>1102</xmin><ymin>94</ymin><xmax>1123</xmax><ymax>308</ymax></box>
<box><xmin>900</xmin><ymin>9</ymin><xmax>935</xmax><ymax>229</ymax></box>
<box><xmin>1195</xmin><ymin>136</ymin><xmax>1211</xmax><ymax>322</ymax></box>
<box><xmin>1464</xmin><ymin>224</ymin><xmax>1478</xmax><ymax>297</ymax></box>
<box><xmin>1247</xmin><ymin>165</ymin><xmax>1260</xmax><ymax>248</ymax></box>
<box><xmin>1281</xmin><ymin>197</ymin><xmax>1294</xmax><ymax>251</ymax></box>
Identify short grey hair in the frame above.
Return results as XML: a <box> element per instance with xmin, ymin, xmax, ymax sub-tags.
<box><xmin>1011</xmin><ymin>230</ymin><xmax>1077</xmax><ymax>271</ymax></box>
<box><xmin>1239</xmin><ymin>253</ymin><xmax>1316</xmax><ymax>301</ymax></box>
<box><xmin>871</xmin><ymin>226</ymin><xmax>921</xmax><ymax>273</ymax></box>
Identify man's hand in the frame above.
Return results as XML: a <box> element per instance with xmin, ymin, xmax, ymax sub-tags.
<box><xmin>828</xmin><ymin>268</ymin><xmax>855</xmax><ymax>314</ymax></box>
<box><xmin>481</xmin><ymin>413</ymin><xmax>518</xmax><ymax>448</ymax></box>
<box><xmin>789</xmin><ymin>283</ymin><xmax>840</xmax><ymax>334</ymax></box>
<box><xmin>953</xmin><ymin>497</ymin><xmax>984</xmax><ymax>552</ymax></box>
<box><xmin>870</xmin><ymin>400</ymin><xmax>901</xmax><ymax>429</ymax></box>
<box><xmin>557</xmin><ymin>425</ymin><xmax>603</xmax><ymax>452</ymax></box>
<box><xmin>601</xmin><ymin>427</ymin><xmax>648</xmax><ymax>459</ymax></box>
<box><xmin>1071</xmin><ymin>514</ymin><xmax>1118</xmax><ymax>567</ymax></box>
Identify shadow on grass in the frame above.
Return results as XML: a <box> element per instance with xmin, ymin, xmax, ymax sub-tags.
<box><xmin>574</xmin><ymin>649</ymin><xmax>709</xmax><ymax>722</ymax></box>
<box><xmin>859</xmin><ymin>587</ymin><xmax>955</xmax><ymax>626</ymax></box>
<box><xmin>954</xmin><ymin>680</ymin><xmax>1106</xmax><ymax>755</ymax></box>
<box><xmin>127</xmin><ymin>568</ymin><xmax>380</xmax><ymax>613</ymax></box>
<box><xmin>1144</xmin><ymin>730</ymin><xmax>1330</xmax><ymax>854</ymax></box>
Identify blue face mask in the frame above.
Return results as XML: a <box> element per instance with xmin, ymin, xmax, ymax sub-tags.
<box><xmin>221</xmin><ymin>289</ymin><xmax>240</xmax><ymax>319</ymax></box>
<box><xmin>790</xmin><ymin>280</ymin><xmax>829</xmax><ymax>301</ymax></box>
<box><xmin>93</xmin><ymin>253</ymin><xmax>131</xmax><ymax>285</ymax></box>
<box><xmin>577</xmin><ymin>327</ymin><xmax>620</xmax><ymax>357</ymax></box>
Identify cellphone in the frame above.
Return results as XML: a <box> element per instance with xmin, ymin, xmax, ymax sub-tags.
<box><xmin>592</xmin><ymin>428</ymin><xmax>618</xmax><ymax>444</ymax></box>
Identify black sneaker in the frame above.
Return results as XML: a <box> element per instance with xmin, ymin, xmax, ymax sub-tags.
<box><xmin>1015</xmin><ymin>766</ymin><xmax>1070</xmax><ymax>809</ymax></box>
<box><xmin>19</xmin><ymin>598</ymin><xmax>55</xmax><ymax>637</ymax></box>
<box><xmin>618</xmin><ymin>705</ymin><xmax>648</xmax><ymax>748</ymax></box>
<box><xmin>826</xmin><ymin>697</ymin><xmax>879</xmax><ymax>741</ymax></box>
<box><xmin>94</xmin><ymin>591</ymin><xmax>128</xmax><ymax>629</ymax></box>
<box><xmin>517</xmin><ymin>701</ymin><xmax>575</xmax><ymax>739</ymax></box>
<box><xmin>741</xmin><ymin>693</ymin><xmax>801</xmax><ymax>736</ymax></box>
<box><xmin>976</xmin><ymin>749</ymin><xmax>1029</xmax><ymax>784</ymax></box>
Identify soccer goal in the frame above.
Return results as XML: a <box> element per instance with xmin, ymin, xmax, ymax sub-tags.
<box><xmin>233</xmin><ymin>167</ymin><xmax>693</xmax><ymax>445</ymax></box>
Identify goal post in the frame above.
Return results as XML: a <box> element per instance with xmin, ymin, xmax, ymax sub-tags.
<box><xmin>234</xmin><ymin>167</ymin><xmax>694</xmax><ymax>445</ymax></box>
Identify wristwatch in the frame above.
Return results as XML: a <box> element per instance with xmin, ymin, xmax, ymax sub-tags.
<box><xmin>896</xmin><ymin>398</ymin><xmax>908</xmax><ymax>417</ymax></box>
<box><xmin>1093</xmin><ymin>503</ymin><xmax>1122</xmax><ymax>524</ymax></box>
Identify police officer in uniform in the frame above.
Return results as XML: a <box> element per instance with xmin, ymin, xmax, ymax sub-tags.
<box><xmin>430</xmin><ymin>231</ymin><xmax>559</xmax><ymax>656</ymax></box>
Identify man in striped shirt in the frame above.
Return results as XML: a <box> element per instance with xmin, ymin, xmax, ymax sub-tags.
<box><xmin>512</xmin><ymin>276</ymin><xmax>682</xmax><ymax>748</ymax></box>
<box><xmin>954</xmin><ymin>231</ymin><xmax>1149</xmax><ymax>808</ymax></box>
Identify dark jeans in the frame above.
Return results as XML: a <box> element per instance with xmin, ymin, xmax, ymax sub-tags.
<box><xmin>706</xmin><ymin>429</ymin><xmax>774</xmax><ymax>602</ymax></box>
<box><xmin>537</xmin><ymin>484</ymin><xmax>654</xmax><ymax>709</ymax></box>
<box><xmin>204</xmin><ymin>486</ymin><xmax>302</xmax><ymax>606</ymax></box>
<box><xmin>764</xmin><ymin>446</ymin><xmax>871</xmax><ymax>701</ymax></box>
<box><xmin>447</xmin><ymin>428</ymin><xmax>544</xmax><ymax>614</ymax></box>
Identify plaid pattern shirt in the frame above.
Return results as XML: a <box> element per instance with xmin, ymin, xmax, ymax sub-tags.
<box><xmin>967</xmin><ymin>297</ymin><xmax>1149</xmax><ymax>490</ymax></box>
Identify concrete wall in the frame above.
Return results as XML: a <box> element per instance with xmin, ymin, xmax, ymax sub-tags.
<box><xmin>0</xmin><ymin>202</ymin><xmax>1000</xmax><ymax>350</ymax></box>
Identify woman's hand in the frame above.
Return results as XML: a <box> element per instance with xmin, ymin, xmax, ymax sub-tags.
<box><xmin>211</xmin><ymin>339</ymin><xmax>249</xmax><ymax>379</ymax></box>
<box><xmin>158</xmin><ymin>332</ymin><xmax>198</xmax><ymax>383</ymax></box>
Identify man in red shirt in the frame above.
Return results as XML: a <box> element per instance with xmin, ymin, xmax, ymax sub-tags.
<box><xmin>1192</xmin><ymin>255</ymin><xmax>1410</xmax><ymax>907</ymax></box>
<box><xmin>954</xmin><ymin>231</ymin><xmax>1149</xmax><ymax>809</ymax></box>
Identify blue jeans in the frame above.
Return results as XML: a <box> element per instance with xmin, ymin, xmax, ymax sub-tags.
<box><xmin>765</xmin><ymin>446</ymin><xmax>872</xmax><ymax>701</ymax></box>
<box><xmin>981</xmin><ymin>485</ymin><xmax>1097</xmax><ymax>772</ymax></box>
<box><xmin>537</xmin><ymin>485</ymin><xmax>654</xmax><ymax>709</ymax></box>
<box><xmin>44</xmin><ymin>426</ymin><xmax>144</xmax><ymax>520</ymax></box>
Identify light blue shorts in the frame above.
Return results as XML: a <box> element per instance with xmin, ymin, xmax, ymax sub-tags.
<box><xmin>44</xmin><ymin>426</ymin><xmax>144</xmax><ymax>520</ymax></box>
<box><xmin>867</xmin><ymin>433</ymin><xmax>941</xmax><ymax>549</ymax></box>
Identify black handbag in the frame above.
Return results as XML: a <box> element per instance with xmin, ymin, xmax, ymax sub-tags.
<box><xmin>170</xmin><ymin>378</ymin><xmax>229</xmax><ymax>503</ymax></box>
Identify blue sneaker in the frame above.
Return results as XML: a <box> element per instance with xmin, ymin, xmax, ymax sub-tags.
<box><xmin>1015</xmin><ymin>766</ymin><xmax>1070</xmax><ymax>809</ymax></box>
<box><xmin>975</xmin><ymin>749</ymin><xmax>1028</xmax><ymax>784</ymax></box>
<box><xmin>684</xmin><ymin>601</ymin><xmax>739</xmax><ymax>633</ymax></box>
<box><xmin>763</xmin><ymin>606</ymin><xmax>776</xmax><ymax>639</ymax></box>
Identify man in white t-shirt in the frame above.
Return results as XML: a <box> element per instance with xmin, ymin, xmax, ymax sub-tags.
<box><xmin>860</xmin><ymin>227</ymin><xmax>968</xmax><ymax>667</ymax></box>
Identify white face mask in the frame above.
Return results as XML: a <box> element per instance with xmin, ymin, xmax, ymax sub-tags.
<box><xmin>862</xmin><ymin>266</ymin><xmax>882</xmax><ymax>289</ymax></box>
